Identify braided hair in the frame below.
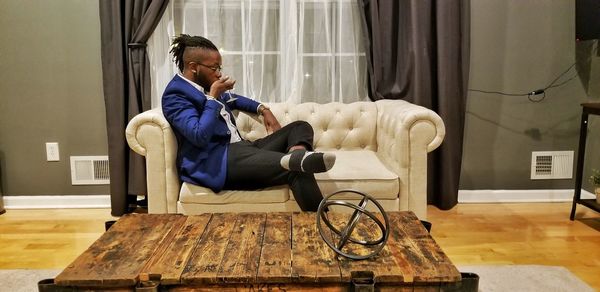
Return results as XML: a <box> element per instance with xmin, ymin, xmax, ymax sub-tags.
<box><xmin>170</xmin><ymin>34</ymin><xmax>218</xmax><ymax>72</ymax></box>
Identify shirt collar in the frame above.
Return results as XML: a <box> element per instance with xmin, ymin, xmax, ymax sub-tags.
<box><xmin>178</xmin><ymin>73</ymin><xmax>206</xmax><ymax>94</ymax></box>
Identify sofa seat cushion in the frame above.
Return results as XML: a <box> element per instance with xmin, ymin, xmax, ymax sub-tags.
<box><xmin>179</xmin><ymin>150</ymin><xmax>398</xmax><ymax>205</ymax></box>
<box><xmin>179</xmin><ymin>183</ymin><xmax>289</xmax><ymax>204</ymax></box>
<box><xmin>313</xmin><ymin>150</ymin><xmax>399</xmax><ymax>200</ymax></box>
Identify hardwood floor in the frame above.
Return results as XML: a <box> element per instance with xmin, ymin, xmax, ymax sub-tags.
<box><xmin>428</xmin><ymin>203</ymin><xmax>600</xmax><ymax>290</ymax></box>
<box><xmin>0</xmin><ymin>203</ymin><xmax>598</xmax><ymax>289</ymax></box>
<box><xmin>0</xmin><ymin>209</ymin><xmax>115</xmax><ymax>270</ymax></box>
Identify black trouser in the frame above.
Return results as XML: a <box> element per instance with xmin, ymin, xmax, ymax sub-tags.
<box><xmin>223</xmin><ymin>121</ymin><xmax>324</xmax><ymax>211</ymax></box>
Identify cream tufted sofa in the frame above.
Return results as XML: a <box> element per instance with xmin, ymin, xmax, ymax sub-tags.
<box><xmin>125</xmin><ymin>100</ymin><xmax>445</xmax><ymax>219</ymax></box>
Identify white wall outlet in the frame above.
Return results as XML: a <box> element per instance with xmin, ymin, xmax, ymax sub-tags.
<box><xmin>46</xmin><ymin>142</ymin><xmax>60</xmax><ymax>161</ymax></box>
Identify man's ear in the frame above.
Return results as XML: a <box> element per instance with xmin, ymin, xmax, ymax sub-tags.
<box><xmin>189</xmin><ymin>62</ymin><xmax>199</xmax><ymax>74</ymax></box>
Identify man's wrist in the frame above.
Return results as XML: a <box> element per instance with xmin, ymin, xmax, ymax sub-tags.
<box><xmin>258</xmin><ymin>104</ymin><xmax>270</xmax><ymax>115</ymax></box>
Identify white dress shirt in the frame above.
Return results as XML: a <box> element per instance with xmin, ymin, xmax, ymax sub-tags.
<box><xmin>178</xmin><ymin>73</ymin><xmax>242</xmax><ymax>143</ymax></box>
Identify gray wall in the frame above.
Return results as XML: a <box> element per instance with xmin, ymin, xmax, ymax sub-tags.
<box><xmin>0</xmin><ymin>0</ymin><xmax>108</xmax><ymax>196</ymax></box>
<box><xmin>461</xmin><ymin>0</ymin><xmax>600</xmax><ymax>192</ymax></box>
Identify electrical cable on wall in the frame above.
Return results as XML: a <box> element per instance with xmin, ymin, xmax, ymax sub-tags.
<box><xmin>468</xmin><ymin>63</ymin><xmax>578</xmax><ymax>102</ymax></box>
<box><xmin>469</xmin><ymin>43</ymin><xmax>600</xmax><ymax>102</ymax></box>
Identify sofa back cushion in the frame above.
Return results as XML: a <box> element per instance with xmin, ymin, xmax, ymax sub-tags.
<box><xmin>235</xmin><ymin>102</ymin><xmax>378</xmax><ymax>151</ymax></box>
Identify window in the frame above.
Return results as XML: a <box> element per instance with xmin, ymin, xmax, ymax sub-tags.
<box><xmin>149</xmin><ymin>0</ymin><xmax>367</xmax><ymax>105</ymax></box>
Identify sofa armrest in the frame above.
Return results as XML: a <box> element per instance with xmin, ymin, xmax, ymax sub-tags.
<box><xmin>125</xmin><ymin>108</ymin><xmax>180</xmax><ymax>214</ymax></box>
<box><xmin>375</xmin><ymin>99</ymin><xmax>445</xmax><ymax>219</ymax></box>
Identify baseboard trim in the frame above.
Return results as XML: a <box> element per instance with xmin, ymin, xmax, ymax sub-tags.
<box><xmin>3</xmin><ymin>195</ymin><xmax>110</xmax><ymax>209</ymax></box>
<box><xmin>458</xmin><ymin>189</ymin><xmax>595</xmax><ymax>203</ymax></box>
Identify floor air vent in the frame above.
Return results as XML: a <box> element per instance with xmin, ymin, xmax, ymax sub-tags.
<box><xmin>530</xmin><ymin>151</ymin><xmax>573</xmax><ymax>180</ymax></box>
<box><xmin>70</xmin><ymin>156</ymin><xmax>110</xmax><ymax>185</ymax></box>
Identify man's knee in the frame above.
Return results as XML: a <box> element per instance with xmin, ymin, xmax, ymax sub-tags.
<box><xmin>289</xmin><ymin>120</ymin><xmax>314</xmax><ymax>136</ymax></box>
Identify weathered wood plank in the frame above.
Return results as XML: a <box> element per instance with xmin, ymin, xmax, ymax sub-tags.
<box><xmin>386</xmin><ymin>212</ymin><xmax>460</xmax><ymax>284</ymax></box>
<box><xmin>141</xmin><ymin>213</ymin><xmax>213</xmax><ymax>285</ymax></box>
<box><xmin>379</xmin><ymin>285</ymin><xmax>421</xmax><ymax>292</ymax></box>
<box><xmin>168</xmin><ymin>283</ymin><xmax>346</xmax><ymax>291</ymax></box>
<box><xmin>329</xmin><ymin>212</ymin><xmax>404</xmax><ymax>284</ymax></box>
<box><xmin>421</xmin><ymin>232</ymin><xmax>461</xmax><ymax>284</ymax></box>
<box><xmin>386</xmin><ymin>211</ymin><xmax>430</xmax><ymax>283</ymax></box>
<box><xmin>217</xmin><ymin>212</ymin><xmax>267</xmax><ymax>283</ymax></box>
<box><xmin>55</xmin><ymin>214</ymin><xmax>183</xmax><ymax>287</ymax></box>
<box><xmin>397</xmin><ymin>212</ymin><xmax>461</xmax><ymax>283</ymax></box>
<box><xmin>181</xmin><ymin>213</ymin><xmax>239</xmax><ymax>285</ymax></box>
<box><xmin>257</xmin><ymin>212</ymin><xmax>292</xmax><ymax>283</ymax></box>
<box><xmin>291</xmin><ymin>212</ymin><xmax>341</xmax><ymax>283</ymax></box>
<box><xmin>413</xmin><ymin>284</ymin><xmax>442</xmax><ymax>292</ymax></box>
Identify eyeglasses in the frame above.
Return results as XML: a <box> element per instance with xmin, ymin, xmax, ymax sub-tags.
<box><xmin>195</xmin><ymin>63</ymin><xmax>223</xmax><ymax>72</ymax></box>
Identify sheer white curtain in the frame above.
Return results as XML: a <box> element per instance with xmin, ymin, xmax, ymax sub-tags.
<box><xmin>148</xmin><ymin>0</ymin><xmax>177</xmax><ymax>108</ymax></box>
<box><xmin>149</xmin><ymin>0</ymin><xmax>367</xmax><ymax>107</ymax></box>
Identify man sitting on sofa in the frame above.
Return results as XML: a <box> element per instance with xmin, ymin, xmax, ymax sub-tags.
<box><xmin>161</xmin><ymin>34</ymin><xmax>335</xmax><ymax>211</ymax></box>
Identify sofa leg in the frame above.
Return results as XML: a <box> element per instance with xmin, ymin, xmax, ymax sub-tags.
<box><xmin>127</xmin><ymin>196</ymin><xmax>148</xmax><ymax>213</ymax></box>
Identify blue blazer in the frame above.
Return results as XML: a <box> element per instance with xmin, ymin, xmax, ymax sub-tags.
<box><xmin>161</xmin><ymin>75</ymin><xmax>261</xmax><ymax>192</ymax></box>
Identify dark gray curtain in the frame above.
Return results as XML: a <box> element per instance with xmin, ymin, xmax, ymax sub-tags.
<box><xmin>0</xmin><ymin>159</ymin><xmax>4</xmax><ymax>215</ymax></box>
<box><xmin>358</xmin><ymin>0</ymin><xmax>470</xmax><ymax>210</ymax></box>
<box><xmin>99</xmin><ymin>0</ymin><xmax>169</xmax><ymax>216</ymax></box>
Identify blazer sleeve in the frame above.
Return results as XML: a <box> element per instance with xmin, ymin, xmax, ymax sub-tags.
<box><xmin>225</xmin><ymin>93</ymin><xmax>262</xmax><ymax>114</ymax></box>
<box><xmin>162</xmin><ymin>92</ymin><xmax>223</xmax><ymax>149</ymax></box>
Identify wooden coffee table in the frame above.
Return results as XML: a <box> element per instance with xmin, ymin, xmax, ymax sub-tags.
<box><xmin>40</xmin><ymin>212</ymin><xmax>476</xmax><ymax>291</ymax></box>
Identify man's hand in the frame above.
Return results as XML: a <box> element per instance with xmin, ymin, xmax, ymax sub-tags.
<box><xmin>262</xmin><ymin>109</ymin><xmax>281</xmax><ymax>134</ymax></box>
<box><xmin>209</xmin><ymin>76</ymin><xmax>236</xmax><ymax>98</ymax></box>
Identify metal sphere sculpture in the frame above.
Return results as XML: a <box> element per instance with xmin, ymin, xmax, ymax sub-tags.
<box><xmin>316</xmin><ymin>189</ymin><xmax>390</xmax><ymax>260</ymax></box>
